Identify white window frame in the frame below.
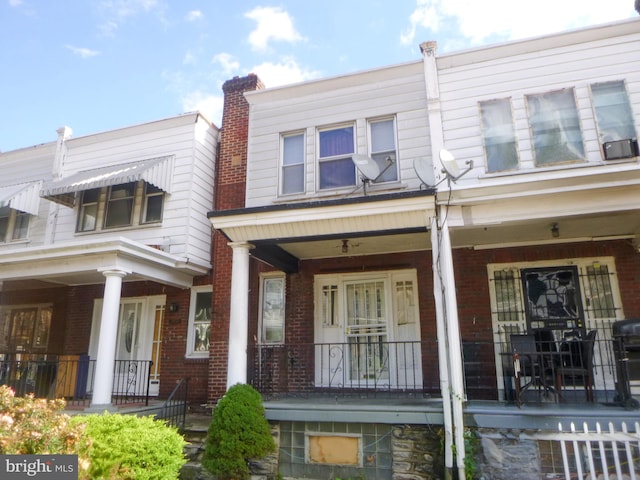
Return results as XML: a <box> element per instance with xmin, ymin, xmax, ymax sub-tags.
<box><xmin>76</xmin><ymin>181</ymin><xmax>164</xmax><ymax>234</ymax></box>
<box><xmin>368</xmin><ymin>117</ymin><xmax>398</xmax><ymax>183</ymax></box>
<box><xmin>280</xmin><ymin>132</ymin><xmax>306</xmax><ymax>196</ymax></box>
<box><xmin>186</xmin><ymin>285</ymin><xmax>212</xmax><ymax>358</ymax></box>
<box><xmin>590</xmin><ymin>80</ymin><xmax>637</xmax><ymax>144</ymax></box>
<box><xmin>526</xmin><ymin>88</ymin><xmax>585</xmax><ymax>166</ymax></box>
<box><xmin>479</xmin><ymin>98</ymin><xmax>519</xmax><ymax>173</ymax></box>
<box><xmin>0</xmin><ymin>206</ymin><xmax>30</xmax><ymax>243</ymax></box>
<box><xmin>141</xmin><ymin>183</ymin><xmax>164</xmax><ymax>224</ymax></box>
<box><xmin>317</xmin><ymin>123</ymin><xmax>356</xmax><ymax>190</ymax></box>
<box><xmin>259</xmin><ymin>273</ymin><xmax>286</xmax><ymax>345</ymax></box>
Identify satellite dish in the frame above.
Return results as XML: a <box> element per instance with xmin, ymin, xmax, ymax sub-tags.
<box><xmin>413</xmin><ymin>156</ymin><xmax>434</xmax><ymax>188</ymax></box>
<box><xmin>352</xmin><ymin>154</ymin><xmax>381</xmax><ymax>181</ymax></box>
<box><xmin>439</xmin><ymin>148</ymin><xmax>473</xmax><ymax>183</ymax></box>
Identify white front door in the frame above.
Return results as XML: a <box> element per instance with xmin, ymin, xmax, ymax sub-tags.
<box><xmin>89</xmin><ymin>295</ymin><xmax>165</xmax><ymax>397</ymax></box>
<box><xmin>314</xmin><ymin>270</ymin><xmax>422</xmax><ymax>389</ymax></box>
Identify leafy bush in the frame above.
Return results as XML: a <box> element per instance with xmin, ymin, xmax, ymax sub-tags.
<box><xmin>72</xmin><ymin>412</ymin><xmax>186</xmax><ymax>480</ymax></box>
<box><xmin>202</xmin><ymin>383</ymin><xmax>276</xmax><ymax>480</ymax></box>
<box><xmin>0</xmin><ymin>385</ymin><xmax>86</xmax><ymax>455</ymax></box>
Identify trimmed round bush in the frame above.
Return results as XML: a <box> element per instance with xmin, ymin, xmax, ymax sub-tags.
<box><xmin>202</xmin><ymin>383</ymin><xmax>275</xmax><ymax>480</ymax></box>
<box><xmin>72</xmin><ymin>412</ymin><xmax>186</xmax><ymax>480</ymax></box>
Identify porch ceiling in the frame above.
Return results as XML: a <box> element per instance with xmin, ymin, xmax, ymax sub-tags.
<box><xmin>0</xmin><ymin>237</ymin><xmax>210</xmax><ymax>288</ymax></box>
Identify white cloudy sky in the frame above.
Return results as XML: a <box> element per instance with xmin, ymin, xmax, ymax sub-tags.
<box><xmin>0</xmin><ymin>0</ymin><xmax>637</xmax><ymax>151</ymax></box>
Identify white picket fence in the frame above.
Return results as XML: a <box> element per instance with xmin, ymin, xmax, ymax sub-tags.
<box><xmin>557</xmin><ymin>421</ymin><xmax>640</xmax><ymax>479</ymax></box>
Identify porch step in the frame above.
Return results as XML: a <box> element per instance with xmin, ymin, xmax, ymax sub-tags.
<box><xmin>180</xmin><ymin>414</ymin><xmax>212</xmax><ymax>480</ymax></box>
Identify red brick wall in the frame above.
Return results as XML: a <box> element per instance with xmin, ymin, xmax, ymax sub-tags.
<box><xmin>208</xmin><ymin>74</ymin><xmax>264</xmax><ymax>402</ymax></box>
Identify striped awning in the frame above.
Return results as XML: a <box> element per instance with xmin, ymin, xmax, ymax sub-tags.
<box><xmin>0</xmin><ymin>181</ymin><xmax>43</xmax><ymax>216</ymax></box>
<box><xmin>41</xmin><ymin>155</ymin><xmax>174</xmax><ymax>207</ymax></box>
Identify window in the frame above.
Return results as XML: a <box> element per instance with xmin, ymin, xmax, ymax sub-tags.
<box><xmin>318</xmin><ymin>125</ymin><xmax>356</xmax><ymax>189</ymax></box>
<box><xmin>480</xmin><ymin>99</ymin><xmax>519</xmax><ymax>173</ymax></box>
<box><xmin>104</xmin><ymin>182</ymin><xmax>135</xmax><ymax>228</ymax></box>
<box><xmin>281</xmin><ymin>133</ymin><xmax>305</xmax><ymax>195</ymax></box>
<box><xmin>142</xmin><ymin>183</ymin><xmax>164</xmax><ymax>223</ymax></box>
<box><xmin>0</xmin><ymin>206</ymin><xmax>30</xmax><ymax>243</ymax></box>
<box><xmin>186</xmin><ymin>286</ymin><xmax>212</xmax><ymax>357</ymax></box>
<box><xmin>259</xmin><ymin>274</ymin><xmax>285</xmax><ymax>344</ymax></box>
<box><xmin>77</xmin><ymin>188</ymin><xmax>100</xmax><ymax>232</ymax></box>
<box><xmin>76</xmin><ymin>181</ymin><xmax>164</xmax><ymax>233</ymax></box>
<box><xmin>369</xmin><ymin>118</ymin><xmax>398</xmax><ymax>182</ymax></box>
<box><xmin>527</xmin><ymin>89</ymin><xmax>585</xmax><ymax>165</ymax></box>
<box><xmin>591</xmin><ymin>81</ymin><xmax>637</xmax><ymax>143</ymax></box>
<box><xmin>0</xmin><ymin>305</ymin><xmax>52</xmax><ymax>352</ymax></box>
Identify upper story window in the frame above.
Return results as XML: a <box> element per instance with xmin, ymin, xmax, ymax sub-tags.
<box><xmin>0</xmin><ymin>206</ymin><xmax>29</xmax><ymax>243</ymax></box>
<box><xmin>480</xmin><ymin>99</ymin><xmax>519</xmax><ymax>173</ymax></box>
<box><xmin>281</xmin><ymin>132</ymin><xmax>305</xmax><ymax>195</ymax></box>
<box><xmin>76</xmin><ymin>181</ymin><xmax>164</xmax><ymax>233</ymax></box>
<box><xmin>591</xmin><ymin>81</ymin><xmax>637</xmax><ymax>143</ymax></box>
<box><xmin>105</xmin><ymin>182</ymin><xmax>135</xmax><ymax>228</ymax></box>
<box><xmin>318</xmin><ymin>125</ymin><xmax>356</xmax><ymax>190</ymax></box>
<box><xmin>526</xmin><ymin>88</ymin><xmax>585</xmax><ymax>166</ymax></box>
<box><xmin>369</xmin><ymin>118</ymin><xmax>398</xmax><ymax>182</ymax></box>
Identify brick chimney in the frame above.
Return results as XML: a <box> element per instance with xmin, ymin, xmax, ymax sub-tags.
<box><xmin>215</xmin><ymin>74</ymin><xmax>264</xmax><ymax>211</ymax></box>
<box><xmin>208</xmin><ymin>74</ymin><xmax>264</xmax><ymax>403</ymax></box>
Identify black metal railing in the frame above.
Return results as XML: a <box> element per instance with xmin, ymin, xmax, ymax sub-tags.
<box><xmin>0</xmin><ymin>355</ymin><xmax>153</xmax><ymax>408</ymax></box>
<box><xmin>250</xmin><ymin>325</ymin><xmax>627</xmax><ymax>407</ymax></box>
<box><xmin>249</xmin><ymin>340</ymin><xmax>440</xmax><ymax>399</ymax></box>
<box><xmin>157</xmin><ymin>378</ymin><xmax>189</xmax><ymax>431</ymax></box>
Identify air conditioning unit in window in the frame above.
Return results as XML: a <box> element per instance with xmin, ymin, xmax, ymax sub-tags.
<box><xmin>603</xmin><ymin>139</ymin><xmax>639</xmax><ymax>160</ymax></box>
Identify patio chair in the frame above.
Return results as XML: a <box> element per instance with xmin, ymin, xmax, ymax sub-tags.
<box><xmin>510</xmin><ymin>333</ymin><xmax>553</xmax><ymax>403</ymax></box>
<box><xmin>555</xmin><ymin>330</ymin><xmax>597</xmax><ymax>402</ymax></box>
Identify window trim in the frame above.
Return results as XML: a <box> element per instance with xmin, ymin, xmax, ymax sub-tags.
<box><xmin>185</xmin><ymin>285</ymin><xmax>212</xmax><ymax>358</ymax></box>
<box><xmin>317</xmin><ymin>123</ymin><xmax>357</xmax><ymax>190</ymax></box>
<box><xmin>590</xmin><ymin>80</ymin><xmax>637</xmax><ymax>146</ymax></box>
<box><xmin>141</xmin><ymin>183</ymin><xmax>165</xmax><ymax>224</ymax></box>
<box><xmin>0</xmin><ymin>206</ymin><xmax>30</xmax><ymax>243</ymax></box>
<box><xmin>367</xmin><ymin>116</ymin><xmax>399</xmax><ymax>183</ymax></box>
<box><xmin>258</xmin><ymin>273</ymin><xmax>286</xmax><ymax>345</ymax></box>
<box><xmin>280</xmin><ymin>131</ymin><xmax>306</xmax><ymax>196</ymax></box>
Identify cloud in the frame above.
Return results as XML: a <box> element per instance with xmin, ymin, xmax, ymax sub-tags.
<box><xmin>245</xmin><ymin>6</ymin><xmax>305</xmax><ymax>52</ymax></box>
<box><xmin>185</xmin><ymin>10</ymin><xmax>202</xmax><ymax>22</ymax></box>
<box><xmin>181</xmin><ymin>90</ymin><xmax>224</xmax><ymax>126</ymax></box>
<box><xmin>251</xmin><ymin>57</ymin><xmax>320</xmax><ymax>88</ymax></box>
<box><xmin>98</xmin><ymin>0</ymin><xmax>166</xmax><ymax>36</ymax></box>
<box><xmin>9</xmin><ymin>0</ymin><xmax>23</xmax><ymax>6</ymax></box>
<box><xmin>65</xmin><ymin>45</ymin><xmax>101</xmax><ymax>59</ymax></box>
<box><xmin>401</xmin><ymin>0</ymin><xmax>636</xmax><ymax>48</ymax></box>
<box><xmin>213</xmin><ymin>53</ymin><xmax>240</xmax><ymax>75</ymax></box>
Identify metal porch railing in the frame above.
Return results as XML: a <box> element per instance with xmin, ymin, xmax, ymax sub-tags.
<box><xmin>156</xmin><ymin>378</ymin><xmax>189</xmax><ymax>431</ymax></box>
<box><xmin>0</xmin><ymin>355</ymin><xmax>153</xmax><ymax>408</ymax></box>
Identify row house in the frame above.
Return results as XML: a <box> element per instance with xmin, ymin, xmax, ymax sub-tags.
<box><xmin>208</xmin><ymin>18</ymin><xmax>640</xmax><ymax>479</ymax></box>
<box><xmin>0</xmin><ymin>113</ymin><xmax>218</xmax><ymax>410</ymax></box>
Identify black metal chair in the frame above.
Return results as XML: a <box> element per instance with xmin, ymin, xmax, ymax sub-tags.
<box><xmin>510</xmin><ymin>333</ymin><xmax>554</xmax><ymax>404</ymax></box>
<box><xmin>555</xmin><ymin>330</ymin><xmax>597</xmax><ymax>402</ymax></box>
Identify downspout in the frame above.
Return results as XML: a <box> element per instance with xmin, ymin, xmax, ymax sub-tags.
<box><xmin>421</xmin><ymin>41</ymin><xmax>466</xmax><ymax>480</ymax></box>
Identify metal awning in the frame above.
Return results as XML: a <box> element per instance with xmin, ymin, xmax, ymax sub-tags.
<box><xmin>0</xmin><ymin>181</ymin><xmax>43</xmax><ymax>216</ymax></box>
<box><xmin>41</xmin><ymin>155</ymin><xmax>175</xmax><ymax>207</ymax></box>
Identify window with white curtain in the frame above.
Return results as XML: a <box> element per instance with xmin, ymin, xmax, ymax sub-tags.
<box><xmin>480</xmin><ymin>98</ymin><xmax>519</xmax><ymax>173</ymax></box>
<box><xmin>281</xmin><ymin>132</ymin><xmax>305</xmax><ymax>195</ymax></box>
<box><xmin>318</xmin><ymin>125</ymin><xmax>356</xmax><ymax>189</ymax></box>
<box><xmin>526</xmin><ymin>89</ymin><xmax>585</xmax><ymax>165</ymax></box>
<box><xmin>591</xmin><ymin>81</ymin><xmax>637</xmax><ymax>143</ymax></box>
<box><xmin>369</xmin><ymin>118</ymin><xmax>398</xmax><ymax>182</ymax></box>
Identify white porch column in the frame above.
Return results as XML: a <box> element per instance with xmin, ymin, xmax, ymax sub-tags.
<box><xmin>226</xmin><ymin>242</ymin><xmax>253</xmax><ymax>390</ymax></box>
<box><xmin>90</xmin><ymin>268</ymin><xmax>129</xmax><ymax>409</ymax></box>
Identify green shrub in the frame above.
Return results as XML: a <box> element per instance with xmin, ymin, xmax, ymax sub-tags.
<box><xmin>72</xmin><ymin>412</ymin><xmax>186</xmax><ymax>480</ymax></box>
<box><xmin>0</xmin><ymin>385</ymin><xmax>86</xmax><ymax>455</ymax></box>
<box><xmin>202</xmin><ymin>383</ymin><xmax>276</xmax><ymax>480</ymax></box>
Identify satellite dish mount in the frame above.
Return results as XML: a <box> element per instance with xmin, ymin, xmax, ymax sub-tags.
<box><xmin>351</xmin><ymin>154</ymin><xmax>395</xmax><ymax>195</ymax></box>
<box><xmin>439</xmin><ymin>148</ymin><xmax>473</xmax><ymax>185</ymax></box>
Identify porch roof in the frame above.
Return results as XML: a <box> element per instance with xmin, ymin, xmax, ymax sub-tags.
<box><xmin>0</xmin><ymin>236</ymin><xmax>209</xmax><ymax>288</ymax></box>
<box><xmin>208</xmin><ymin>190</ymin><xmax>436</xmax><ymax>272</ymax></box>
